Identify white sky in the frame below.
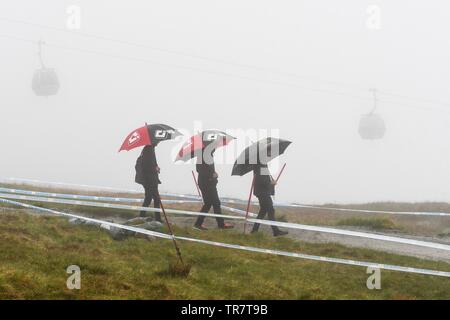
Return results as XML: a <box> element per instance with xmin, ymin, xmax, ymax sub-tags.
<box><xmin>1</xmin><ymin>0</ymin><xmax>450</xmax><ymax>204</ymax></box>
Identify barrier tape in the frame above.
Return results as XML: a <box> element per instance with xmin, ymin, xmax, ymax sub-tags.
<box><xmin>0</xmin><ymin>186</ymin><xmax>254</xmax><ymax>217</ymax></box>
<box><xmin>1</xmin><ymin>177</ymin><xmax>200</xmax><ymax>199</ymax></box>
<box><xmin>273</xmin><ymin>202</ymin><xmax>450</xmax><ymax>217</ymax></box>
<box><xmin>2</xmin><ymin>192</ymin><xmax>450</xmax><ymax>253</ymax></box>
<box><xmin>0</xmin><ymin>187</ymin><xmax>200</xmax><ymax>205</ymax></box>
<box><xmin>3</xmin><ymin>178</ymin><xmax>450</xmax><ymax>217</ymax></box>
<box><xmin>1</xmin><ymin>197</ymin><xmax>449</xmax><ymax>278</ymax></box>
<box><xmin>4</xmin><ymin>185</ymin><xmax>449</xmax><ymax>218</ymax></box>
<box><xmin>0</xmin><ymin>192</ymin><xmax>238</xmax><ymax>221</ymax></box>
<box><xmin>0</xmin><ymin>197</ymin><xmax>172</xmax><ymax>239</ymax></box>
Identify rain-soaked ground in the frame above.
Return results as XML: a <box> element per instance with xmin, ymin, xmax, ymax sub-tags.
<box><xmin>3</xmin><ymin>206</ymin><xmax>450</xmax><ymax>263</ymax></box>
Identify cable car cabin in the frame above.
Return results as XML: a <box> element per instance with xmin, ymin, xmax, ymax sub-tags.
<box><xmin>32</xmin><ymin>68</ymin><xmax>60</xmax><ymax>96</ymax></box>
<box><xmin>358</xmin><ymin>113</ymin><xmax>386</xmax><ymax>140</ymax></box>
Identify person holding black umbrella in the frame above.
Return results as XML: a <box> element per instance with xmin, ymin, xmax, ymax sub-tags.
<box><xmin>250</xmin><ymin>163</ymin><xmax>288</xmax><ymax>236</ymax></box>
<box><xmin>231</xmin><ymin>137</ymin><xmax>291</xmax><ymax>237</ymax></box>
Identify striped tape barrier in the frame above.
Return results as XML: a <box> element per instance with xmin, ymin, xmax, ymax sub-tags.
<box><xmin>0</xmin><ymin>177</ymin><xmax>200</xmax><ymax>199</ymax></box>
<box><xmin>3</xmin><ymin>178</ymin><xmax>450</xmax><ymax>217</ymax></box>
<box><xmin>1</xmin><ymin>197</ymin><xmax>449</xmax><ymax>278</ymax></box>
<box><xmin>1</xmin><ymin>192</ymin><xmax>450</xmax><ymax>253</ymax></box>
<box><xmin>3</xmin><ymin>186</ymin><xmax>450</xmax><ymax>218</ymax></box>
<box><xmin>0</xmin><ymin>186</ymin><xmax>253</xmax><ymax>217</ymax></box>
<box><xmin>0</xmin><ymin>187</ymin><xmax>200</xmax><ymax>205</ymax></box>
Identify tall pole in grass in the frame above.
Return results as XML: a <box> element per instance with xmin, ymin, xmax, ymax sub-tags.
<box><xmin>243</xmin><ymin>175</ymin><xmax>255</xmax><ymax>234</ymax></box>
<box><xmin>156</xmin><ymin>191</ymin><xmax>184</xmax><ymax>265</ymax></box>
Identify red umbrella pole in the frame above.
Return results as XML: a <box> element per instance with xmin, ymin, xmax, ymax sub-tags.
<box><xmin>191</xmin><ymin>170</ymin><xmax>202</xmax><ymax>199</ymax></box>
<box><xmin>275</xmin><ymin>163</ymin><xmax>287</xmax><ymax>183</ymax></box>
<box><xmin>243</xmin><ymin>175</ymin><xmax>255</xmax><ymax>234</ymax></box>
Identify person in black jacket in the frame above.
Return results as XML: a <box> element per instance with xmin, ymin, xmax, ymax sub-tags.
<box><xmin>139</xmin><ymin>144</ymin><xmax>162</xmax><ymax>222</ymax></box>
<box><xmin>194</xmin><ymin>150</ymin><xmax>234</xmax><ymax>231</ymax></box>
<box><xmin>250</xmin><ymin>164</ymin><xmax>288</xmax><ymax>237</ymax></box>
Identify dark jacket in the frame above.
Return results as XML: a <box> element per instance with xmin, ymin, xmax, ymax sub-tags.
<box><xmin>196</xmin><ymin>150</ymin><xmax>218</xmax><ymax>188</ymax></box>
<box><xmin>196</xmin><ymin>162</ymin><xmax>217</xmax><ymax>188</ymax></box>
<box><xmin>253</xmin><ymin>165</ymin><xmax>275</xmax><ymax>197</ymax></box>
<box><xmin>141</xmin><ymin>146</ymin><xmax>161</xmax><ymax>186</ymax></box>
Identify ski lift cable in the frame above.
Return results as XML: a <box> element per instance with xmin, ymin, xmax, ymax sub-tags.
<box><xmin>1</xmin><ymin>33</ymin><xmax>450</xmax><ymax>113</ymax></box>
<box><xmin>37</xmin><ymin>39</ymin><xmax>45</xmax><ymax>68</ymax></box>
<box><xmin>1</xmin><ymin>16</ymin><xmax>450</xmax><ymax>109</ymax></box>
<box><xmin>379</xmin><ymin>90</ymin><xmax>450</xmax><ymax>108</ymax></box>
<box><xmin>0</xmin><ymin>33</ymin><xmax>374</xmax><ymax>102</ymax></box>
<box><xmin>369</xmin><ymin>88</ymin><xmax>377</xmax><ymax>114</ymax></box>
<box><xmin>0</xmin><ymin>16</ymin><xmax>370</xmax><ymax>91</ymax></box>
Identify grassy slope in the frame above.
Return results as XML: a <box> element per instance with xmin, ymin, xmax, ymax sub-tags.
<box><xmin>1</xmin><ymin>212</ymin><xmax>450</xmax><ymax>299</ymax></box>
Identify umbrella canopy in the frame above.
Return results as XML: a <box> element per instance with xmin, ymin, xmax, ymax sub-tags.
<box><xmin>119</xmin><ymin>123</ymin><xmax>182</xmax><ymax>152</ymax></box>
<box><xmin>231</xmin><ymin>137</ymin><xmax>292</xmax><ymax>176</ymax></box>
<box><xmin>175</xmin><ymin>130</ymin><xmax>235</xmax><ymax>162</ymax></box>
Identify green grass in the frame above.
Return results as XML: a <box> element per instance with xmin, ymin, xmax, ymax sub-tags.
<box><xmin>1</xmin><ymin>212</ymin><xmax>450</xmax><ymax>299</ymax></box>
<box><xmin>336</xmin><ymin>217</ymin><xmax>397</xmax><ymax>231</ymax></box>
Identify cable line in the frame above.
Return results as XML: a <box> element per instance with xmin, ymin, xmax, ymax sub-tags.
<box><xmin>1</xmin><ymin>33</ymin><xmax>450</xmax><ymax>113</ymax></box>
<box><xmin>2</xmin><ymin>16</ymin><xmax>450</xmax><ymax>109</ymax></box>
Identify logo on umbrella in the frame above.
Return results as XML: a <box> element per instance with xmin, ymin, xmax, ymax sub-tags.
<box><xmin>128</xmin><ymin>131</ymin><xmax>141</xmax><ymax>145</ymax></box>
<box><xmin>155</xmin><ymin>129</ymin><xmax>175</xmax><ymax>139</ymax></box>
<box><xmin>205</xmin><ymin>133</ymin><xmax>218</xmax><ymax>141</ymax></box>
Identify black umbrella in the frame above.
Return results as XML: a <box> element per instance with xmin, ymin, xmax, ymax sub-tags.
<box><xmin>232</xmin><ymin>138</ymin><xmax>292</xmax><ymax>176</ymax></box>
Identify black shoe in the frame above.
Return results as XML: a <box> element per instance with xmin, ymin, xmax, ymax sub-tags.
<box><xmin>274</xmin><ymin>230</ymin><xmax>289</xmax><ymax>237</ymax></box>
<box><xmin>250</xmin><ymin>229</ymin><xmax>258</xmax><ymax>234</ymax></box>
<box><xmin>193</xmin><ymin>224</ymin><xmax>208</xmax><ymax>231</ymax></box>
<box><xmin>218</xmin><ymin>223</ymin><xmax>234</xmax><ymax>230</ymax></box>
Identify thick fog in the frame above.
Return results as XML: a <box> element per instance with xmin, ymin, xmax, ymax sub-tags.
<box><xmin>1</xmin><ymin>1</ymin><xmax>450</xmax><ymax>204</ymax></box>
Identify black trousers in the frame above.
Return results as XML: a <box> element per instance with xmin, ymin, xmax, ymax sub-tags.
<box><xmin>251</xmin><ymin>195</ymin><xmax>281</xmax><ymax>235</ymax></box>
<box><xmin>195</xmin><ymin>183</ymin><xmax>225</xmax><ymax>228</ymax></box>
<box><xmin>140</xmin><ymin>184</ymin><xmax>161</xmax><ymax>221</ymax></box>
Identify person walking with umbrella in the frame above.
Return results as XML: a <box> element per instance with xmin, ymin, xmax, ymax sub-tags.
<box><xmin>176</xmin><ymin>130</ymin><xmax>235</xmax><ymax>231</ymax></box>
<box><xmin>232</xmin><ymin>137</ymin><xmax>291</xmax><ymax>237</ymax></box>
<box><xmin>120</xmin><ymin>123</ymin><xmax>182</xmax><ymax>222</ymax></box>
<box><xmin>250</xmin><ymin>162</ymin><xmax>288</xmax><ymax>236</ymax></box>
<box><xmin>119</xmin><ymin>123</ymin><xmax>186</xmax><ymax>267</ymax></box>
<box><xmin>138</xmin><ymin>143</ymin><xmax>162</xmax><ymax>220</ymax></box>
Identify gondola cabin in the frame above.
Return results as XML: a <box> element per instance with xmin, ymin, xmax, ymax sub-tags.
<box><xmin>358</xmin><ymin>113</ymin><xmax>386</xmax><ymax>140</ymax></box>
<box><xmin>32</xmin><ymin>68</ymin><xmax>60</xmax><ymax>97</ymax></box>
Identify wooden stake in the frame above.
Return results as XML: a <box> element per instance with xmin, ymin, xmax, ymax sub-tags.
<box><xmin>243</xmin><ymin>175</ymin><xmax>255</xmax><ymax>234</ymax></box>
<box><xmin>156</xmin><ymin>191</ymin><xmax>184</xmax><ymax>265</ymax></box>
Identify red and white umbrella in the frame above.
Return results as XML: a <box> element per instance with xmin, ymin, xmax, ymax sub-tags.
<box><xmin>175</xmin><ymin>130</ymin><xmax>235</xmax><ymax>162</ymax></box>
<box><xmin>119</xmin><ymin>123</ymin><xmax>182</xmax><ymax>152</ymax></box>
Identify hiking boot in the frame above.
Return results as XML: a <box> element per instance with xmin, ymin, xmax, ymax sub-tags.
<box><xmin>193</xmin><ymin>224</ymin><xmax>208</xmax><ymax>231</ymax></box>
<box><xmin>274</xmin><ymin>230</ymin><xmax>289</xmax><ymax>237</ymax></box>
<box><xmin>218</xmin><ymin>223</ymin><xmax>234</xmax><ymax>230</ymax></box>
